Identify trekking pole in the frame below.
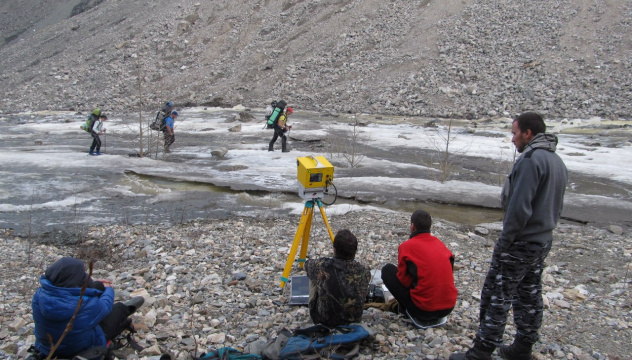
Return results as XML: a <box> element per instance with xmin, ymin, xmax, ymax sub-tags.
<box><xmin>104</xmin><ymin>132</ymin><xmax>107</xmax><ymax>154</ymax></box>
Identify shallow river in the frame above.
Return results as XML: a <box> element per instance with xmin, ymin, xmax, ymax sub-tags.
<box><xmin>1</xmin><ymin>109</ymin><xmax>630</xmax><ymax>240</ymax></box>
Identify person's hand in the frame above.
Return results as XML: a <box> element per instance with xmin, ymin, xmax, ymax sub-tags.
<box><xmin>493</xmin><ymin>242</ymin><xmax>508</xmax><ymax>256</ymax></box>
<box><xmin>97</xmin><ymin>279</ymin><xmax>112</xmax><ymax>288</ymax></box>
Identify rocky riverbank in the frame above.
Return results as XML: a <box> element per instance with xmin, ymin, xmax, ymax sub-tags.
<box><xmin>1</xmin><ymin>210</ymin><xmax>630</xmax><ymax>359</ymax></box>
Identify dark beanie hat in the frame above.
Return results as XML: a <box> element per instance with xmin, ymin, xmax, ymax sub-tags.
<box><xmin>45</xmin><ymin>257</ymin><xmax>90</xmax><ymax>288</ymax></box>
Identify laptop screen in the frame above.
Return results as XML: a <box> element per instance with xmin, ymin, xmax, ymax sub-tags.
<box><xmin>289</xmin><ymin>275</ymin><xmax>310</xmax><ymax>305</ymax></box>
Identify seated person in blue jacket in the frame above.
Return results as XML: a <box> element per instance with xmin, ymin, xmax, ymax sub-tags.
<box><xmin>32</xmin><ymin>257</ymin><xmax>143</xmax><ymax>358</ymax></box>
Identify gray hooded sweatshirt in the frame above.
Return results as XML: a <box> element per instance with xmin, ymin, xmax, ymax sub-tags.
<box><xmin>498</xmin><ymin>133</ymin><xmax>568</xmax><ymax>251</ymax></box>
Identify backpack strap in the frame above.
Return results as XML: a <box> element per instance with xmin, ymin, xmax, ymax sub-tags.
<box><xmin>302</xmin><ymin>343</ymin><xmax>360</xmax><ymax>360</ymax></box>
<box><xmin>126</xmin><ymin>332</ymin><xmax>145</xmax><ymax>352</ymax></box>
<box><xmin>293</xmin><ymin>324</ymin><xmax>331</xmax><ymax>337</ymax></box>
<box><xmin>332</xmin><ymin>343</ymin><xmax>360</xmax><ymax>360</ymax></box>
<box><xmin>108</xmin><ymin>324</ymin><xmax>144</xmax><ymax>353</ymax></box>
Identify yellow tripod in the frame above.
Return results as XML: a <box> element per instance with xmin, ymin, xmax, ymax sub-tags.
<box><xmin>279</xmin><ymin>198</ymin><xmax>335</xmax><ymax>288</ymax></box>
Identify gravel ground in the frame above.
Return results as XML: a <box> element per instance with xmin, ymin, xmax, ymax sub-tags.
<box><xmin>1</xmin><ymin>211</ymin><xmax>630</xmax><ymax>359</ymax></box>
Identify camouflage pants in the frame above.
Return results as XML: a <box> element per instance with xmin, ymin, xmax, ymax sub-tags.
<box><xmin>475</xmin><ymin>240</ymin><xmax>551</xmax><ymax>349</ymax></box>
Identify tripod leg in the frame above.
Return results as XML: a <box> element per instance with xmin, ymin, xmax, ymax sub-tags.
<box><xmin>317</xmin><ymin>200</ymin><xmax>335</xmax><ymax>243</ymax></box>
<box><xmin>280</xmin><ymin>204</ymin><xmax>313</xmax><ymax>288</ymax></box>
<box><xmin>298</xmin><ymin>206</ymin><xmax>314</xmax><ymax>269</ymax></box>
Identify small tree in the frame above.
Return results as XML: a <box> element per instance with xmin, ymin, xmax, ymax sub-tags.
<box><xmin>423</xmin><ymin>119</ymin><xmax>470</xmax><ymax>183</ymax></box>
<box><xmin>438</xmin><ymin>119</ymin><xmax>454</xmax><ymax>183</ymax></box>
<box><xmin>27</xmin><ymin>191</ymin><xmax>35</xmax><ymax>264</ymax></box>
<box><xmin>136</xmin><ymin>62</ymin><xmax>144</xmax><ymax>157</ymax></box>
<box><xmin>341</xmin><ymin>117</ymin><xmax>368</xmax><ymax>168</ymax></box>
<box><xmin>326</xmin><ymin>116</ymin><xmax>370</xmax><ymax>168</ymax></box>
<box><xmin>492</xmin><ymin>145</ymin><xmax>516</xmax><ymax>186</ymax></box>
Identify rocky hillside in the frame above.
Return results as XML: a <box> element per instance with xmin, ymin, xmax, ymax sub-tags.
<box><xmin>1</xmin><ymin>0</ymin><xmax>631</xmax><ymax>120</ymax></box>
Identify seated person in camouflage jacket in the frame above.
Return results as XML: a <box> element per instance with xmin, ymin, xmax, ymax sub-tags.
<box><xmin>305</xmin><ymin>229</ymin><xmax>371</xmax><ymax>328</ymax></box>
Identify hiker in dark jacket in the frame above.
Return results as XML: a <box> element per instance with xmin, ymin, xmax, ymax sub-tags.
<box><xmin>450</xmin><ymin>112</ymin><xmax>568</xmax><ymax>360</ymax></box>
<box><xmin>305</xmin><ymin>229</ymin><xmax>371</xmax><ymax>328</ymax></box>
<box><xmin>32</xmin><ymin>257</ymin><xmax>143</xmax><ymax>358</ymax></box>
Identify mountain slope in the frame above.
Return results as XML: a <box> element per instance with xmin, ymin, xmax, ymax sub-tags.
<box><xmin>1</xmin><ymin>0</ymin><xmax>630</xmax><ymax>120</ymax></box>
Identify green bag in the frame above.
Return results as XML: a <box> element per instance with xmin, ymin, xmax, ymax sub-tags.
<box><xmin>195</xmin><ymin>347</ymin><xmax>262</xmax><ymax>360</ymax></box>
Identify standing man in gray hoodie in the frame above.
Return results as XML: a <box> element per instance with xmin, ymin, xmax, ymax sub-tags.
<box><xmin>450</xmin><ymin>112</ymin><xmax>568</xmax><ymax>360</ymax></box>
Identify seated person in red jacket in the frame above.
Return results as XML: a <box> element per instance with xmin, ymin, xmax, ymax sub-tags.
<box><xmin>381</xmin><ymin>210</ymin><xmax>458</xmax><ymax>324</ymax></box>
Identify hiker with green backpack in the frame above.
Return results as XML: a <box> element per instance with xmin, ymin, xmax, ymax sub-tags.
<box><xmin>80</xmin><ymin>109</ymin><xmax>107</xmax><ymax>156</ymax></box>
<box><xmin>267</xmin><ymin>100</ymin><xmax>292</xmax><ymax>152</ymax></box>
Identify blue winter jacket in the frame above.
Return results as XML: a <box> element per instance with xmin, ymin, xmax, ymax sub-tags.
<box><xmin>164</xmin><ymin>116</ymin><xmax>174</xmax><ymax>131</ymax></box>
<box><xmin>32</xmin><ymin>276</ymin><xmax>114</xmax><ymax>357</ymax></box>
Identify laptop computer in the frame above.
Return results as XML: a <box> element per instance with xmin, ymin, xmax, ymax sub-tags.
<box><xmin>288</xmin><ymin>275</ymin><xmax>310</xmax><ymax>305</ymax></box>
<box><xmin>288</xmin><ymin>275</ymin><xmax>389</xmax><ymax>306</ymax></box>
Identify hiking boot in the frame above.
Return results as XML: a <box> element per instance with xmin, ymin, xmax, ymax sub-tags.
<box><xmin>89</xmin><ymin>151</ymin><xmax>94</xmax><ymax>156</ymax></box>
<box><xmin>386</xmin><ymin>298</ymin><xmax>399</xmax><ymax>313</ymax></box>
<box><xmin>449</xmin><ymin>346</ymin><xmax>493</xmax><ymax>360</ymax></box>
<box><xmin>96</xmin><ymin>151</ymin><xmax>102</xmax><ymax>156</ymax></box>
<box><xmin>498</xmin><ymin>338</ymin><xmax>534</xmax><ymax>360</ymax></box>
<box><xmin>282</xmin><ymin>149</ymin><xmax>290</xmax><ymax>153</ymax></box>
<box><xmin>364</xmin><ymin>299</ymin><xmax>396</xmax><ymax>312</ymax></box>
<box><xmin>405</xmin><ymin>309</ymin><xmax>447</xmax><ymax>329</ymax></box>
<box><xmin>124</xmin><ymin>296</ymin><xmax>145</xmax><ymax>314</ymax></box>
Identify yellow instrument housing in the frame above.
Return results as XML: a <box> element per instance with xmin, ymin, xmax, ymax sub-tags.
<box><xmin>297</xmin><ymin>156</ymin><xmax>334</xmax><ymax>189</ymax></box>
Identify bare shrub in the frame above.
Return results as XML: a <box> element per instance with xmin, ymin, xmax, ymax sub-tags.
<box><xmin>326</xmin><ymin>116</ymin><xmax>371</xmax><ymax>168</ymax></box>
<box><xmin>492</xmin><ymin>146</ymin><xmax>517</xmax><ymax>186</ymax></box>
<box><xmin>423</xmin><ymin>119</ymin><xmax>471</xmax><ymax>183</ymax></box>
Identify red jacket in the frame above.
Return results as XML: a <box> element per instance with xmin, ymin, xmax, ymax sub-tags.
<box><xmin>397</xmin><ymin>232</ymin><xmax>458</xmax><ymax>311</ymax></box>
